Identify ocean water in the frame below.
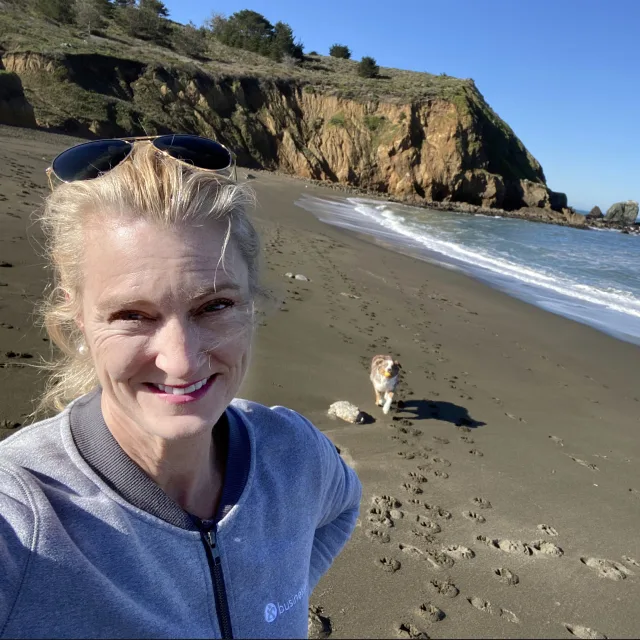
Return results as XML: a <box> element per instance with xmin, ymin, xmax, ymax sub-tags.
<box><xmin>294</xmin><ymin>195</ymin><xmax>640</xmax><ymax>346</ymax></box>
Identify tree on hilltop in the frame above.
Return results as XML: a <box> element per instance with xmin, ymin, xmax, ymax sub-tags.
<box><xmin>75</xmin><ymin>0</ymin><xmax>113</xmax><ymax>35</ymax></box>
<box><xmin>208</xmin><ymin>10</ymin><xmax>303</xmax><ymax>61</ymax></box>
<box><xmin>34</xmin><ymin>0</ymin><xmax>75</xmax><ymax>23</ymax></box>
<box><xmin>358</xmin><ymin>56</ymin><xmax>379</xmax><ymax>78</ymax></box>
<box><xmin>172</xmin><ymin>21</ymin><xmax>209</xmax><ymax>59</ymax></box>
<box><xmin>119</xmin><ymin>0</ymin><xmax>171</xmax><ymax>44</ymax></box>
<box><xmin>329</xmin><ymin>44</ymin><xmax>351</xmax><ymax>59</ymax></box>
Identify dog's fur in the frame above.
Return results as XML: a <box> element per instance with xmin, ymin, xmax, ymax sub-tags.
<box><xmin>370</xmin><ymin>355</ymin><xmax>401</xmax><ymax>414</ymax></box>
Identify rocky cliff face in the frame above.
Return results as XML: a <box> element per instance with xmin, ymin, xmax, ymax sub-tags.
<box><xmin>0</xmin><ymin>66</ymin><xmax>36</xmax><ymax>128</ymax></box>
<box><xmin>1</xmin><ymin>51</ymin><xmax>563</xmax><ymax>211</ymax></box>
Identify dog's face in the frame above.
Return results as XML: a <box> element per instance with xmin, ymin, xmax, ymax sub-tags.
<box><xmin>381</xmin><ymin>359</ymin><xmax>401</xmax><ymax>379</ymax></box>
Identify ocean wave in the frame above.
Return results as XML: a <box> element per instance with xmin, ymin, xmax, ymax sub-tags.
<box><xmin>295</xmin><ymin>195</ymin><xmax>640</xmax><ymax>321</ymax></box>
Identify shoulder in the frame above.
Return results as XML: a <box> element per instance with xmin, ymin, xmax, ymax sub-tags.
<box><xmin>229</xmin><ymin>398</ymin><xmax>334</xmax><ymax>458</ymax></box>
<box><xmin>0</xmin><ymin>406</ymin><xmax>71</xmax><ymax>469</ymax></box>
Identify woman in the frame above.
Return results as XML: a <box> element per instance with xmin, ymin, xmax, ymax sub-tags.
<box><xmin>0</xmin><ymin>136</ymin><xmax>362</xmax><ymax>639</ymax></box>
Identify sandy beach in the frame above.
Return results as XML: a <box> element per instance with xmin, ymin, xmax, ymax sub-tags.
<box><xmin>1</xmin><ymin>125</ymin><xmax>639</xmax><ymax>639</ymax></box>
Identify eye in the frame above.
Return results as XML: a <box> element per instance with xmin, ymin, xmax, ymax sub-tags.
<box><xmin>199</xmin><ymin>298</ymin><xmax>235</xmax><ymax>314</ymax></box>
<box><xmin>109</xmin><ymin>310</ymin><xmax>148</xmax><ymax>323</ymax></box>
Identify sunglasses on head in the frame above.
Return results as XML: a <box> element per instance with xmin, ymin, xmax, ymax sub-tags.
<box><xmin>46</xmin><ymin>134</ymin><xmax>236</xmax><ymax>187</ymax></box>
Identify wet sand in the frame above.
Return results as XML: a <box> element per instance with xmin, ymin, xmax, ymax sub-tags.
<box><xmin>1</xmin><ymin>125</ymin><xmax>639</xmax><ymax>639</ymax></box>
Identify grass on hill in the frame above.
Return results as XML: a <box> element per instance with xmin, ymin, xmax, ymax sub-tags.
<box><xmin>0</xmin><ymin>6</ymin><xmax>473</xmax><ymax>104</ymax></box>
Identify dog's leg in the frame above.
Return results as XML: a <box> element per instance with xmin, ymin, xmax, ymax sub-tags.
<box><xmin>374</xmin><ymin>389</ymin><xmax>383</xmax><ymax>407</ymax></box>
<box><xmin>382</xmin><ymin>391</ymin><xmax>393</xmax><ymax>415</ymax></box>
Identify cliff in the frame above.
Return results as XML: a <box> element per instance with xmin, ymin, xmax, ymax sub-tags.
<box><xmin>1</xmin><ymin>50</ymin><xmax>565</xmax><ymax>212</ymax></box>
<box><xmin>0</xmin><ymin>1</ymin><xmax>566</xmax><ymax>212</ymax></box>
<box><xmin>0</xmin><ymin>69</ymin><xmax>36</xmax><ymax>128</ymax></box>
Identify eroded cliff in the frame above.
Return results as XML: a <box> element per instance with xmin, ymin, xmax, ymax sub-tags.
<box><xmin>1</xmin><ymin>51</ymin><xmax>563</xmax><ymax>210</ymax></box>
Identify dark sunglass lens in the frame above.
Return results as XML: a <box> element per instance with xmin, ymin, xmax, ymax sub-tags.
<box><xmin>52</xmin><ymin>140</ymin><xmax>132</xmax><ymax>182</ymax></box>
<box><xmin>154</xmin><ymin>135</ymin><xmax>232</xmax><ymax>171</ymax></box>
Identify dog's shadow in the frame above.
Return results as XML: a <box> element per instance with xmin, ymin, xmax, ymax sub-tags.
<box><xmin>396</xmin><ymin>399</ymin><xmax>486</xmax><ymax>428</ymax></box>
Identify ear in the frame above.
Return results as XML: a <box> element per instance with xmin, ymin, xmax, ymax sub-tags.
<box><xmin>395</xmin><ymin>361</ymin><xmax>402</xmax><ymax>368</ymax></box>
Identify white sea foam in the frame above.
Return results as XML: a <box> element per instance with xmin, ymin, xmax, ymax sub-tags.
<box><xmin>295</xmin><ymin>195</ymin><xmax>640</xmax><ymax>322</ymax></box>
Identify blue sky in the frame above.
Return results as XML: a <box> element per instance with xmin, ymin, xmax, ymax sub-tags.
<box><xmin>162</xmin><ymin>0</ymin><xmax>638</xmax><ymax>211</ymax></box>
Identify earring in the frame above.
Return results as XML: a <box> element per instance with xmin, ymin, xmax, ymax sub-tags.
<box><xmin>78</xmin><ymin>343</ymin><xmax>87</xmax><ymax>355</ymax></box>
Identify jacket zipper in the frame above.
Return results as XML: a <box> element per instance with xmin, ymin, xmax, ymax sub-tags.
<box><xmin>200</xmin><ymin>526</ymin><xmax>234</xmax><ymax>639</ymax></box>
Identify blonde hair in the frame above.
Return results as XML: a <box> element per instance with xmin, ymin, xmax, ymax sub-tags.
<box><xmin>36</xmin><ymin>142</ymin><xmax>263</xmax><ymax>415</ymax></box>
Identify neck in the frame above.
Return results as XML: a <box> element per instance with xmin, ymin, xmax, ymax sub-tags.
<box><xmin>101</xmin><ymin>397</ymin><xmax>225</xmax><ymax>520</ymax></box>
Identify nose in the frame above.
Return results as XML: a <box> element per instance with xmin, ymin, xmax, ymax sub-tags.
<box><xmin>153</xmin><ymin>317</ymin><xmax>203</xmax><ymax>380</ymax></box>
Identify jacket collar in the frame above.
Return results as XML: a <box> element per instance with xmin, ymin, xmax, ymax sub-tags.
<box><xmin>69</xmin><ymin>389</ymin><xmax>250</xmax><ymax>530</ymax></box>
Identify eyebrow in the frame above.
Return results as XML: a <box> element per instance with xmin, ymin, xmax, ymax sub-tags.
<box><xmin>97</xmin><ymin>283</ymin><xmax>244</xmax><ymax>312</ymax></box>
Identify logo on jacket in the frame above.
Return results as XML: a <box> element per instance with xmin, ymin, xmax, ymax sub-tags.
<box><xmin>264</xmin><ymin>603</ymin><xmax>278</xmax><ymax>623</ymax></box>
<box><xmin>264</xmin><ymin>585</ymin><xmax>306</xmax><ymax>623</ymax></box>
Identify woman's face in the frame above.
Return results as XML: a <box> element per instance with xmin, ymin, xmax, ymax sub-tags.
<box><xmin>78</xmin><ymin>217</ymin><xmax>254</xmax><ymax>441</ymax></box>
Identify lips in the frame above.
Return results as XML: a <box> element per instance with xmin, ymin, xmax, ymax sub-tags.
<box><xmin>146</xmin><ymin>375</ymin><xmax>215</xmax><ymax>395</ymax></box>
<box><xmin>152</xmin><ymin>376</ymin><xmax>210</xmax><ymax>395</ymax></box>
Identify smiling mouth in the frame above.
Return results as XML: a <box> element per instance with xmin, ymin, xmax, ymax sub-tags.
<box><xmin>147</xmin><ymin>375</ymin><xmax>216</xmax><ymax>396</ymax></box>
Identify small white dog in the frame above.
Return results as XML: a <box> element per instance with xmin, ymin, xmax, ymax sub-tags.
<box><xmin>370</xmin><ymin>355</ymin><xmax>402</xmax><ymax>414</ymax></box>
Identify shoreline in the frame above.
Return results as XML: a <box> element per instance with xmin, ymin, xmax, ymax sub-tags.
<box><xmin>244</xmin><ymin>166</ymin><xmax>640</xmax><ymax>235</ymax></box>
<box><xmin>1</xmin><ymin>127</ymin><xmax>639</xmax><ymax>638</ymax></box>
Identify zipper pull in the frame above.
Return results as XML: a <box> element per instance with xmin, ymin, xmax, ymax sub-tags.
<box><xmin>206</xmin><ymin>529</ymin><xmax>222</xmax><ymax>563</ymax></box>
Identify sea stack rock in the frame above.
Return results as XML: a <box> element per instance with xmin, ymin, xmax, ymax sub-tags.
<box><xmin>587</xmin><ymin>206</ymin><xmax>603</xmax><ymax>219</ymax></box>
<box><xmin>604</xmin><ymin>201</ymin><xmax>639</xmax><ymax>225</ymax></box>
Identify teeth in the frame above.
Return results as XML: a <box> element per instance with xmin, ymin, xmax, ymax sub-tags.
<box><xmin>155</xmin><ymin>377</ymin><xmax>209</xmax><ymax>395</ymax></box>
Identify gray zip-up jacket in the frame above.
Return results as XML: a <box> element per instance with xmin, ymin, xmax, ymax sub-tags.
<box><xmin>0</xmin><ymin>390</ymin><xmax>361</xmax><ymax>639</ymax></box>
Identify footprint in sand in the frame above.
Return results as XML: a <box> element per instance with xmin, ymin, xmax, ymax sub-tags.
<box><xmin>471</xmin><ymin>497</ymin><xmax>492</xmax><ymax>510</ymax></box>
<box><xmin>460</xmin><ymin>435</ymin><xmax>475</xmax><ymax>444</ymax></box>
<box><xmin>443</xmin><ymin>545</ymin><xmax>475</xmax><ymax>559</ymax></box>
<box><xmin>463</xmin><ymin>511</ymin><xmax>486</xmax><ymax>524</ymax></box>
<box><xmin>402</xmin><ymin>483</ymin><xmax>423</xmax><ymax>495</ymax></box>
<box><xmin>366</xmin><ymin>529</ymin><xmax>391</xmax><ymax>544</ymax></box>
<box><xmin>406</xmin><ymin>498</ymin><xmax>424</xmax><ymax>507</ymax></box>
<box><xmin>368</xmin><ymin>508</ymin><xmax>394</xmax><ymax>527</ymax></box>
<box><xmin>477</xmin><ymin>536</ymin><xmax>530</xmax><ymax>555</ymax></box>
<box><xmin>425</xmin><ymin>550</ymin><xmax>455</xmax><ymax>570</ymax></box>
<box><xmin>408</xmin><ymin>472</ymin><xmax>429</xmax><ymax>484</ymax></box>
<box><xmin>622</xmin><ymin>556</ymin><xmax>640</xmax><ymax>567</ymax></box>
<box><xmin>567</xmin><ymin>455</ymin><xmax>598</xmax><ymax>471</ymax></box>
<box><xmin>580</xmin><ymin>557</ymin><xmax>632</xmax><ymax>581</ymax></box>
<box><xmin>478</xmin><ymin>536</ymin><xmax>563</xmax><ymax>557</ymax></box>
<box><xmin>431</xmin><ymin>457</ymin><xmax>451</xmax><ymax>467</ymax></box>
<box><xmin>537</xmin><ymin>524</ymin><xmax>559</xmax><ymax>536</ymax></box>
<box><xmin>418</xmin><ymin>603</ymin><xmax>445</xmax><ymax>623</ymax></box>
<box><xmin>308</xmin><ymin>606</ymin><xmax>332</xmax><ymax>639</ymax></box>
<box><xmin>416</xmin><ymin>515</ymin><xmax>442</xmax><ymax>533</ymax></box>
<box><xmin>391</xmin><ymin>435</ymin><xmax>410</xmax><ymax>445</ymax></box>
<box><xmin>372</xmin><ymin>495</ymin><xmax>402</xmax><ymax>510</ymax></box>
<box><xmin>428</xmin><ymin>578</ymin><xmax>459</xmax><ymax>598</ymax></box>
<box><xmin>396</xmin><ymin>622</ymin><xmax>430</xmax><ymax>639</ymax></box>
<box><xmin>397</xmin><ymin>451</ymin><xmax>416</xmax><ymax>460</ymax></box>
<box><xmin>398</xmin><ymin>543</ymin><xmax>425</xmax><ymax>558</ymax></box>
<box><xmin>468</xmin><ymin>597</ymin><xmax>520</xmax><ymax>624</ymax></box>
<box><xmin>432</xmin><ymin>436</ymin><xmax>449</xmax><ymax>445</ymax></box>
<box><xmin>564</xmin><ymin>623</ymin><xmax>608</xmax><ymax>639</ymax></box>
<box><xmin>493</xmin><ymin>568</ymin><xmax>519</xmax><ymax>585</ymax></box>
<box><xmin>411</xmin><ymin>529</ymin><xmax>437</xmax><ymax>544</ymax></box>
<box><xmin>469</xmin><ymin>449</ymin><xmax>484</xmax><ymax>457</ymax></box>
<box><xmin>530</xmin><ymin>540</ymin><xmax>564</xmax><ymax>556</ymax></box>
<box><xmin>424</xmin><ymin>504</ymin><xmax>452</xmax><ymax>520</ymax></box>
<box><xmin>468</xmin><ymin>597</ymin><xmax>493</xmax><ymax>614</ymax></box>
<box><xmin>376</xmin><ymin>557</ymin><xmax>401</xmax><ymax>572</ymax></box>
<box><xmin>549</xmin><ymin>435</ymin><xmax>564</xmax><ymax>446</ymax></box>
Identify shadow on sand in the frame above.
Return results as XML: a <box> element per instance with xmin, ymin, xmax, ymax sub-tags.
<box><xmin>396</xmin><ymin>399</ymin><xmax>486</xmax><ymax>428</ymax></box>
